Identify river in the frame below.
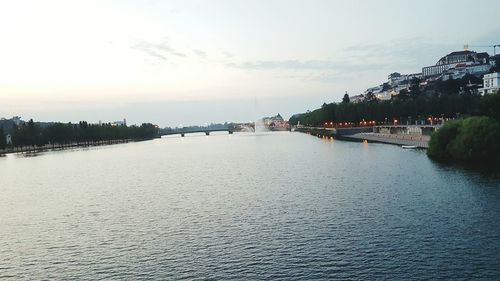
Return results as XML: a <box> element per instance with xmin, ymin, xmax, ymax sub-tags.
<box><xmin>1</xmin><ymin>132</ymin><xmax>499</xmax><ymax>280</ymax></box>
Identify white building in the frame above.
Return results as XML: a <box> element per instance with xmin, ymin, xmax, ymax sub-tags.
<box><xmin>388</xmin><ymin>72</ymin><xmax>404</xmax><ymax>86</ymax></box>
<box><xmin>11</xmin><ymin>116</ymin><xmax>22</xmax><ymax>126</ymax></box>
<box><xmin>479</xmin><ymin>72</ymin><xmax>500</xmax><ymax>95</ymax></box>
<box><xmin>422</xmin><ymin>50</ymin><xmax>491</xmax><ymax>78</ymax></box>
<box><xmin>112</xmin><ymin>118</ymin><xmax>127</xmax><ymax>126</ymax></box>
<box><xmin>350</xmin><ymin>94</ymin><xmax>365</xmax><ymax>103</ymax></box>
<box><xmin>376</xmin><ymin>91</ymin><xmax>392</xmax><ymax>101</ymax></box>
<box><xmin>365</xmin><ymin>86</ymin><xmax>382</xmax><ymax>94</ymax></box>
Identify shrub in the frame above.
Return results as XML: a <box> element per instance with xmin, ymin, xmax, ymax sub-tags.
<box><xmin>448</xmin><ymin>116</ymin><xmax>500</xmax><ymax>163</ymax></box>
<box><xmin>427</xmin><ymin>119</ymin><xmax>462</xmax><ymax>161</ymax></box>
<box><xmin>480</xmin><ymin>91</ymin><xmax>500</xmax><ymax>122</ymax></box>
<box><xmin>428</xmin><ymin>116</ymin><xmax>500</xmax><ymax>164</ymax></box>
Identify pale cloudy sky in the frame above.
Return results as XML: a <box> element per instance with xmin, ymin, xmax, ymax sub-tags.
<box><xmin>1</xmin><ymin>0</ymin><xmax>499</xmax><ymax>126</ymax></box>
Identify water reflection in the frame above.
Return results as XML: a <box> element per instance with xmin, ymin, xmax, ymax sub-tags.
<box><xmin>0</xmin><ymin>132</ymin><xmax>499</xmax><ymax>280</ymax></box>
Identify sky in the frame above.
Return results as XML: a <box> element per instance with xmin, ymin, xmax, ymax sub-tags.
<box><xmin>1</xmin><ymin>0</ymin><xmax>499</xmax><ymax>127</ymax></box>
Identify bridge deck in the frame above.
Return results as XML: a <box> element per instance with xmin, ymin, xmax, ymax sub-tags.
<box><xmin>160</xmin><ymin>129</ymin><xmax>233</xmax><ymax>136</ymax></box>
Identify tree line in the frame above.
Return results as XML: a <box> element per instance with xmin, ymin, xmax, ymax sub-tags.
<box><xmin>287</xmin><ymin>73</ymin><xmax>500</xmax><ymax>165</ymax></box>
<box><xmin>0</xmin><ymin>120</ymin><xmax>159</xmax><ymax>149</ymax></box>
<box><xmin>291</xmin><ymin>94</ymin><xmax>480</xmax><ymax>126</ymax></box>
<box><xmin>0</xmin><ymin>128</ymin><xmax>6</xmax><ymax>149</ymax></box>
<box><xmin>290</xmin><ymin>75</ymin><xmax>487</xmax><ymax>126</ymax></box>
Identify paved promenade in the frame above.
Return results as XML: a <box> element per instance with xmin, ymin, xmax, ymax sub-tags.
<box><xmin>346</xmin><ymin>132</ymin><xmax>430</xmax><ymax>148</ymax></box>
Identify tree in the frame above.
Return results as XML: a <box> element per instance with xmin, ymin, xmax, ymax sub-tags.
<box><xmin>13</xmin><ymin>119</ymin><xmax>43</xmax><ymax>147</ymax></box>
<box><xmin>435</xmin><ymin>78</ymin><xmax>461</xmax><ymax>95</ymax></box>
<box><xmin>289</xmin><ymin>89</ymin><xmax>483</xmax><ymax>127</ymax></box>
<box><xmin>7</xmin><ymin>118</ymin><xmax>160</xmax><ymax>148</ymax></box>
<box><xmin>0</xmin><ymin>128</ymin><xmax>6</xmax><ymax>149</ymax></box>
<box><xmin>381</xmin><ymin>82</ymin><xmax>391</xmax><ymax>92</ymax></box>
<box><xmin>490</xmin><ymin>57</ymin><xmax>500</xmax><ymax>72</ymax></box>
<box><xmin>397</xmin><ymin>89</ymin><xmax>410</xmax><ymax>100</ymax></box>
<box><xmin>448</xmin><ymin>117</ymin><xmax>500</xmax><ymax>163</ymax></box>
<box><xmin>480</xmin><ymin>90</ymin><xmax>500</xmax><ymax>121</ymax></box>
<box><xmin>365</xmin><ymin>91</ymin><xmax>377</xmax><ymax>103</ymax></box>
<box><xmin>427</xmin><ymin>119</ymin><xmax>462</xmax><ymax>162</ymax></box>
<box><xmin>409</xmin><ymin>77</ymin><xmax>421</xmax><ymax>97</ymax></box>
<box><xmin>428</xmin><ymin>116</ymin><xmax>500</xmax><ymax>164</ymax></box>
<box><xmin>342</xmin><ymin>93</ymin><xmax>350</xmax><ymax>103</ymax></box>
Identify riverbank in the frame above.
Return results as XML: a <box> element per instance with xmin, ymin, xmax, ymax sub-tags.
<box><xmin>0</xmin><ymin>139</ymin><xmax>148</xmax><ymax>155</ymax></box>
<box><xmin>295</xmin><ymin>126</ymin><xmax>430</xmax><ymax>148</ymax></box>
<box><xmin>342</xmin><ymin>132</ymin><xmax>430</xmax><ymax>148</ymax></box>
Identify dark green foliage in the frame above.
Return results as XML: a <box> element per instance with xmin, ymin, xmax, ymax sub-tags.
<box><xmin>289</xmin><ymin>94</ymin><xmax>481</xmax><ymax>126</ymax></box>
<box><xmin>381</xmin><ymin>83</ymin><xmax>391</xmax><ymax>92</ymax></box>
<box><xmin>435</xmin><ymin>78</ymin><xmax>461</xmax><ymax>95</ymax></box>
<box><xmin>448</xmin><ymin>117</ymin><xmax>500</xmax><ymax>163</ymax></box>
<box><xmin>427</xmin><ymin>120</ymin><xmax>462</xmax><ymax>161</ymax></box>
<box><xmin>342</xmin><ymin>93</ymin><xmax>350</xmax><ymax>103</ymax></box>
<box><xmin>365</xmin><ymin>92</ymin><xmax>377</xmax><ymax>103</ymax></box>
<box><xmin>12</xmin><ymin>119</ymin><xmax>44</xmax><ymax>146</ymax></box>
<box><xmin>409</xmin><ymin>77</ymin><xmax>421</xmax><ymax>97</ymax></box>
<box><xmin>0</xmin><ymin>128</ymin><xmax>6</xmax><ymax>149</ymax></box>
<box><xmin>480</xmin><ymin>90</ymin><xmax>500</xmax><ymax>122</ymax></box>
<box><xmin>397</xmin><ymin>89</ymin><xmax>410</xmax><ymax>100</ymax></box>
<box><xmin>428</xmin><ymin>117</ymin><xmax>500</xmax><ymax>164</ymax></box>
<box><xmin>290</xmin><ymin>74</ymin><xmax>488</xmax><ymax>126</ymax></box>
<box><xmin>10</xmin><ymin>120</ymin><xmax>159</xmax><ymax>148</ymax></box>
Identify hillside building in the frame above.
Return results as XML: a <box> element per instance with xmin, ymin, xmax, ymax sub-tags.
<box><xmin>349</xmin><ymin>94</ymin><xmax>365</xmax><ymax>103</ymax></box>
<box><xmin>479</xmin><ymin>72</ymin><xmax>500</xmax><ymax>95</ymax></box>
<box><xmin>422</xmin><ymin>50</ymin><xmax>491</xmax><ymax>78</ymax></box>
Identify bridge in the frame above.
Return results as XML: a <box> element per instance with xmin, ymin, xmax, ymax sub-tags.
<box><xmin>160</xmin><ymin>128</ymin><xmax>234</xmax><ymax>137</ymax></box>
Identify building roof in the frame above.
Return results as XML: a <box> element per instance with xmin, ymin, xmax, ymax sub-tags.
<box><xmin>477</xmin><ymin>52</ymin><xmax>489</xmax><ymax>59</ymax></box>
<box><xmin>263</xmin><ymin>114</ymin><xmax>284</xmax><ymax>121</ymax></box>
<box><xmin>447</xmin><ymin>50</ymin><xmax>475</xmax><ymax>56</ymax></box>
<box><xmin>350</xmin><ymin>94</ymin><xmax>364</xmax><ymax>98</ymax></box>
<box><xmin>435</xmin><ymin>50</ymin><xmax>479</xmax><ymax>66</ymax></box>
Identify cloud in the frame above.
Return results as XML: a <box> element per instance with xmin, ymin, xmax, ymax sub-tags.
<box><xmin>342</xmin><ymin>38</ymin><xmax>459</xmax><ymax>70</ymax></box>
<box><xmin>227</xmin><ymin>60</ymin><xmax>338</xmax><ymax>70</ymax></box>
<box><xmin>223</xmin><ymin>39</ymin><xmax>452</xmax><ymax>87</ymax></box>
<box><xmin>225</xmin><ymin>57</ymin><xmax>393</xmax><ymax>74</ymax></box>
<box><xmin>224</xmin><ymin>38</ymin><xmax>458</xmax><ymax>77</ymax></box>
<box><xmin>222</xmin><ymin>51</ymin><xmax>233</xmax><ymax>58</ymax></box>
<box><xmin>193</xmin><ymin>49</ymin><xmax>207</xmax><ymax>57</ymax></box>
<box><xmin>133</xmin><ymin>39</ymin><xmax>187</xmax><ymax>61</ymax></box>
